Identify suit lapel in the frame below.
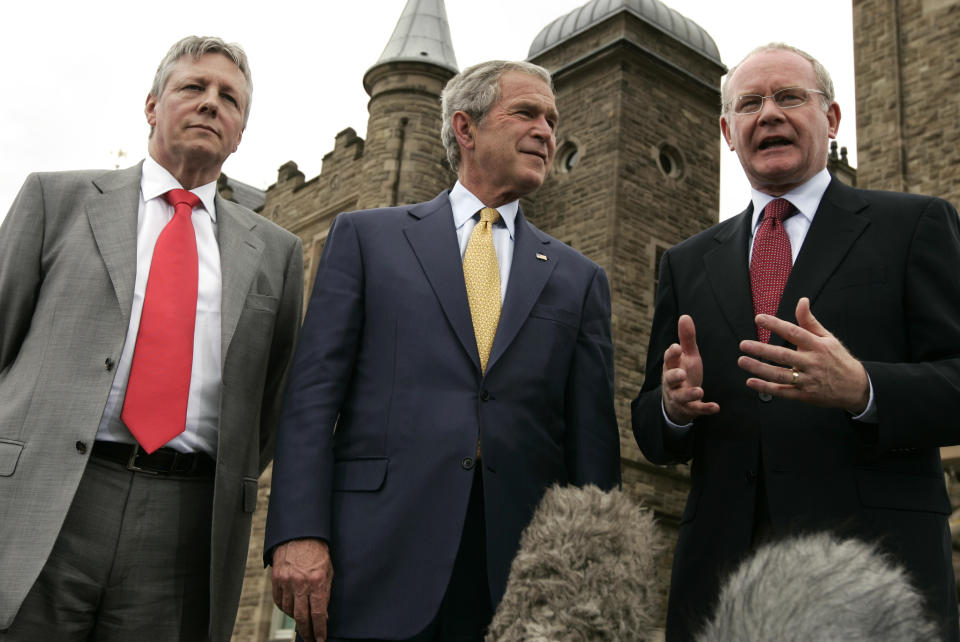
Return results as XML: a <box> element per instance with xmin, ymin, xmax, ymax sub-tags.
<box><xmin>703</xmin><ymin>207</ymin><xmax>757</xmax><ymax>341</ymax></box>
<box><xmin>776</xmin><ymin>179</ymin><xmax>870</xmax><ymax>336</ymax></box>
<box><xmin>88</xmin><ymin>164</ymin><xmax>142</xmax><ymax>323</ymax></box>
<box><xmin>403</xmin><ymin>192</ymin><xmax>481</xmax><ymax>371</ymax></box>
<box><xmin>217</xmin><ymin>195</ymin><xmax>265</xmax><ymax>369</ymax></box>
<box><xmin>486</xmin><ymin>211</ymin><xmax>555</xmax><ymax>373</ymax></box>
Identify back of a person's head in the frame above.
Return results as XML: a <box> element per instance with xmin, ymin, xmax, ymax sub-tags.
<box><xmin>487</xmin><ymin>484</ymin><xmax>666</xmax><ymax>641</ymax></box>
<box><xmin>697</xmin><ymin>532</ymin><xmax>940</xmax><ymax>642</ymax></box>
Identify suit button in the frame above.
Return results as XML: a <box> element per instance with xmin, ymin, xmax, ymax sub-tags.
<box><xmin>461</xmin><ymin>457</ymin><xmax>475</xmax><ymax>470</ymax></box>
<box><xmin>104</xmin><ymin>358</ymin><xmax>115</xmax><ymax>371</ymax></box>
<box><xmin>479</xmin><ymin>390</ymin><xmax>490</xmax><ymax>402</ymax></box>
<box><xmin>759</xmin><ymin>392</ymin><xmax>773</xmax><ymax>402</ymax></box>
<box><xmin>75</xmin><ymin>441</ymin><xmax>88</xmax><ymax>454</ymax></box>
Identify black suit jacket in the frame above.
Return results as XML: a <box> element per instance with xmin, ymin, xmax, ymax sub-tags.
<box><xmin>632</xmin><ymin>178</ymin><xmax>960</xmax><ymax>641</ymax></box>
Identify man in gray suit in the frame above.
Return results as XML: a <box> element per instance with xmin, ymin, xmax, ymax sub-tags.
<box><xmin>0</xmin><ymin>36</ymin><xmax>303</xmax><ymax>640</ymax></box>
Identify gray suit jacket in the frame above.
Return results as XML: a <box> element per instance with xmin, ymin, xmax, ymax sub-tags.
<box><xmin>0</xmin><ymin>163</ymin><xmax>303</xmax><ymax>640</ymax></box>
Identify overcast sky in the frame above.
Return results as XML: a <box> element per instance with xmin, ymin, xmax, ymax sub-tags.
<box><xmin>0</xmin><ymin>0</ymin><xmax>855</xmax><ymax>226</ymax></box>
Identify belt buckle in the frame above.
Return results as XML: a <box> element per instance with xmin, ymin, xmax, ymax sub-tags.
<box><xmin>126</xmin><ymin>445</ymin><xmax>160</xmax><ymax>475</ymax></box>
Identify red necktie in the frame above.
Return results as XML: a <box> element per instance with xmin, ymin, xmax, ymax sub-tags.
<box><xmin>750</xmin><ymin>198</ymin><xmax>795</xmax><ymax>343</ymax></box>
<box><xmin>122</xmin><ymin>189</ymin><xmax>200</xmax><ymax>453</ymax></box>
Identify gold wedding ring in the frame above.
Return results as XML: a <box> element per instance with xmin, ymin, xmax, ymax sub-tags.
<box><xmin>791</xmin><ymin>368</ymin><xmax>800</xmax><ymax>386</ymax></box>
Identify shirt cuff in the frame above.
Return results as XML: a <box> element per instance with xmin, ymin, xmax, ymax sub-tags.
<box><xmin>662</xmin><ymin>399</ymin><xmax>693</xmax><ymax>435</ymax></box>
<box><xmin>850</xmin><ymin>372</ymin><xmax>878</xmax><ymax>423</ymax></box>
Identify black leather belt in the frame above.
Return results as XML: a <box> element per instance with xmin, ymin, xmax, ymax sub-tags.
<box><xmin>91</xmin><ymin>441</ymin><xmax>215</xmax><ymax>476</ymax></box>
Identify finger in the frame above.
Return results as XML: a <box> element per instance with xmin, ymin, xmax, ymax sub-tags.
<box><xmin>679</xmin><ymin>400</ymin><xmax>720</xmax><ymax>416</ymax></box>
<box><xmin>663</xmin><ymin>343</ymin><xmax>682</xmax><ymax>372</ymax></box>
<box><xmin>754</xmin><ymin>313</ymin><xmax>812</xmax><ymax>347</ymax></box>
<box><xmin>677</xmin><ymin>315</ymin><xmax>699</xmax><ymax>355</ymax></box>
<box><xmin>294</xmin><ymin>594</ymin><xmax>314</xmax><ymax>642</ymax></box>
<box><xmin>744</xmin><ymin>377</ymin><xmax>804</xmax><ymax>398</ymax></box>
<box><xmin>738</xmin><ymin>356</ymin><xmax>795</xmax><ymax>385</ymax></box>
<box><xmin>663</xmin><ymin>366</ymin><xmax>690</xmax><ymax>388</ymax></box>
<box><xmin>795</xmin><ymin>297</ymin><xmax>829</xmax><ymax>337</ymax></box>
<box><xmin>739</xmin><ymin>341</ymin><xmax>804</xmax><ymax>369</ymax></box>
<box><xmin>666</xmin><ymin>384</ymin><xmax>705</xmax><ymax>405</ymax></box>
<box><xmin>311</xmin><ymin>595</ymin><xmax>328</xmax><ymax>641</ymax></box>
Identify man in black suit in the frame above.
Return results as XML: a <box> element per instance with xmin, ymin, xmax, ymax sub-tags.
<box><xmin>633</xmin><ymin>42</ymin><xmax>960</xmax><ymax>641</ymax></box>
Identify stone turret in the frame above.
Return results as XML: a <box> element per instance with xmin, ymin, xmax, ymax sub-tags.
<box><xmin>359</xmin><ymin>0</ymin><xmax>459</xmax><ymax>209</ymax></box>
<box><xmin>524</xmin><ymin>0</ymin><xmax>726</xmax><ymax>535</ymax></box>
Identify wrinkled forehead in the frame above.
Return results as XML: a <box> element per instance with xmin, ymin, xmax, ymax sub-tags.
<box><xmin>728</xmin><ymin>50</ymin><xmax>817</xmax><ymax>95</ymax></box>
<box><xmin>167</xmin><ymin>52</ymin><xmax>246</xmax><ymax>90</ymax></box>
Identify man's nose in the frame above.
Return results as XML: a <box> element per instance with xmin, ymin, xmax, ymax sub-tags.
<box><xmin>198</xmin><ymin>93</ymin><xmax>219</xmax><ymax>117</ymax></box>
<box><xmin>756</xmin><ymin>96</ymin><xmax>785</xmax><ymax>123</ymax></box>
<box><xmin>531</xmin><ymin>115</ymin><xmax>553</xmax><ymax>140</ymax></box>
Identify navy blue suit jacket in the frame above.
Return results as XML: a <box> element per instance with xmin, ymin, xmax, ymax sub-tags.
<box><xmin>265</xmin><ymin>191</ymin><xmax>621</xmax><ymax>639</ymax></box>
<box><xmin>633</xmin><ymin>178</ymin><xmax>960</xmax><ymax>641</ymax></box>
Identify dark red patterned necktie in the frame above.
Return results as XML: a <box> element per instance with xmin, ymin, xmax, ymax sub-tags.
<box><xmin>122</xmin><ymin>189</ymin><xmax>200</xmax><ymax>453</ymax></box>
<box><xmin>750</xmin><ymin>198</ymin><xmax>795</xmax><ymax>343</ymax></box>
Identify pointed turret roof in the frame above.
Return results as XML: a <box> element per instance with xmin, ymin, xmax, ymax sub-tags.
<box><xmin>370</xmin><ymin>0</ymin><xmax>459</xmax><ymax>74</ymax></box>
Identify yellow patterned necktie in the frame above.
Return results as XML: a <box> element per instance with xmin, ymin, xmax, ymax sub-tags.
<box><xmin>463</xmin><ymin>207</ymin><xmax>501</xmax><ymax>373</ymax></box>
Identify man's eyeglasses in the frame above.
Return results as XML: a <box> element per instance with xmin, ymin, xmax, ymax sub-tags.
<box><xmin>730</xmin><ymin>87</ymin><xmax>827</xmax><ymax>115</ymax></box>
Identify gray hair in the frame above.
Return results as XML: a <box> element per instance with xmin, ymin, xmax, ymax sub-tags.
<box><xmin>150</xmin><ymin>36</ymin><xmax>253</xmax><ymax>126</ymax></box>
<box><xmin>697</xmin><ymin>533</ymin><xmax>940</xmax><ymax>642</ymax></box>
<box><xmin>440</xmin><ymin>60</ymin><xmax>553</xmax><ymax>171</ymax></box>
<box><xmin>721</xmin><ymin>42</ymin><xmax>835</xmax><ymax>115</ymax></box>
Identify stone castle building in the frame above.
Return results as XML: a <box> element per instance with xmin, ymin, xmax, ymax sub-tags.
<box><xmin>229</xmin><ymin>0</ymin><xmax>959</xmax><ymax>639</ymax></box>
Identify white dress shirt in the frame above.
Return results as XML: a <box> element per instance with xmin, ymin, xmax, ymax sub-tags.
<box><xmin>96</xmin><ymin>155</ymin><xmax>223</xmax><ymax>456</ymax></box>
<box><xmin>449</xmin><ymin>181</ymin><xmax>517</xmax><ymax>301</ymax></box>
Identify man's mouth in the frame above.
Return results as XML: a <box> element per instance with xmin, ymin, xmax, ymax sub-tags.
<box><xmin>189</xmin><ymin>124</ymin><xmax>219</xmax><ymax>137</ymax></box>
<box><xmin>758</xmin><ymin>137</ymin><xmax>792</xmax><ymax>151</ymax></box>
<box><xmin>522</xmin><ymin>150</ymin><xmax>547</xmax><ymax>161</ymax></box>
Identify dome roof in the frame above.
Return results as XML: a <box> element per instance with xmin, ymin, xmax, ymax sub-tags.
<box><xmin>528</xmin><ymin>0</ymin><xmax>720</xmax><ymax>65</ymax></box>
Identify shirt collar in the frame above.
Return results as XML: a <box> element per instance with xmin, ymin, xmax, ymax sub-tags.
<box><xmin>750</xmin><ymin>167</ymin><xmax>831</xmax><ymax>231</ymax></box>
<box><xmin>449</xmin><ymin>181</ymin><xmax>517</xmax><ymax>239</ymax></box>
<box><xmin>141</xmin><ymin>155</ymin><xmax>218</xmax><ymax>222</ymax></box>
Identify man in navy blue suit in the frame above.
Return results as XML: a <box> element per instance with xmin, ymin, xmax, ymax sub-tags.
<box><xmin>633</xmin><ymin>43</ymin><xmax>960</xmax><ymax>641</ymax></box>
<box><xmin>265</xmin><ymin>60</ymin><xmax>621</xmax><ymax>642</ymax></box>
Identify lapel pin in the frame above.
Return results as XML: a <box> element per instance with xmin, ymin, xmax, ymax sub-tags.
<box><xmin>536</xmin><ymin>253</ymin><xmax>548</xmax><ymax>261</ymax></box>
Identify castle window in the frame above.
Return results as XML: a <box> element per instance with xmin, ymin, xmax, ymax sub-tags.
<box><xmin>556</xmin><ymin>141</ymin><xmax>580</xmax><ymax>173</ymax></box>
<box><xmin>657</xmin><ymin>144</ymin><xmax>684</xmax><ymax>179</ymax></box>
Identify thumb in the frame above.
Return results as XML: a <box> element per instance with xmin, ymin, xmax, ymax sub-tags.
<box><xmin>677</xmin><ymin>315</ymin><xmax>700</xmax><ymax>355</ymax></box>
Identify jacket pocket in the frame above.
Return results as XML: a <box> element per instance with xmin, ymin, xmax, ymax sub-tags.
<box><xmin>856</xmin><ymin>468</ymin><xmax>951</xmax><ymax>514</ymax></box>
<box><xmin>333</xmin><ymin>458</ymin><xmax>388</xmax><ymax>492</ymax></box>
<box><xmin>244</xmin><ymin>293</ymin><xmax>279</xmax><ymax>313</ymax></box>
<box><xmin>529</xmin><ymin>303</ymin><xmax>579</xmax><ymax>329</ymax></box>
<box><xmin>0</xmin><ymin>440</ymin><xmax>24</xmax><ymax>477</ymax></box>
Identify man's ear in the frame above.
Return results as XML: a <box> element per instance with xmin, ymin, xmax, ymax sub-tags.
<box><xmin>720</xmin><ymin>114</ymin><xmax>734</xmax><ymax>151</ymax></box>
<box><xmin>826</xmin><ymin>101</ymin><xmax>841</xmax><ymax>139</ymax></box>
<box><xmin>452</xmin><ymin>111</ymin><xmax>476</xmax><ymax>152</ymax></box>
<box><xmin>145</xmin><ymin>94</ymin><xmax>158</xmax><ymax>128</ymax></box>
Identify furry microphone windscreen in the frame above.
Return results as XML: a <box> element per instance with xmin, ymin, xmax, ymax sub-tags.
<box><xmin>486</xmin><ymin>484</ymin><xmax>666</xmax><ymax>642</ymax></box>
<box><xmin>696</xmin><ymin>532</ymin><xmax>940</xmax><ymax>642</ymax></box>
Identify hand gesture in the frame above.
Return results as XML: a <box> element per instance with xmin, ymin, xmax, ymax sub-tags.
<box><xmin>662</xmin><ymin>314</ymin><xmax>720</xmax><ymax>424</ymax></box>
<box><xmin>737</xmin><ymin>297</ymin><xmax>870</xmax><ymax>413</ymax></box>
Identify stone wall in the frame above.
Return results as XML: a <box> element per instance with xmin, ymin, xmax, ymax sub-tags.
<box><xmin>853</xmin><ymin>0</ymin><xmax>960</xmax><ymax>206</ymax></box>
